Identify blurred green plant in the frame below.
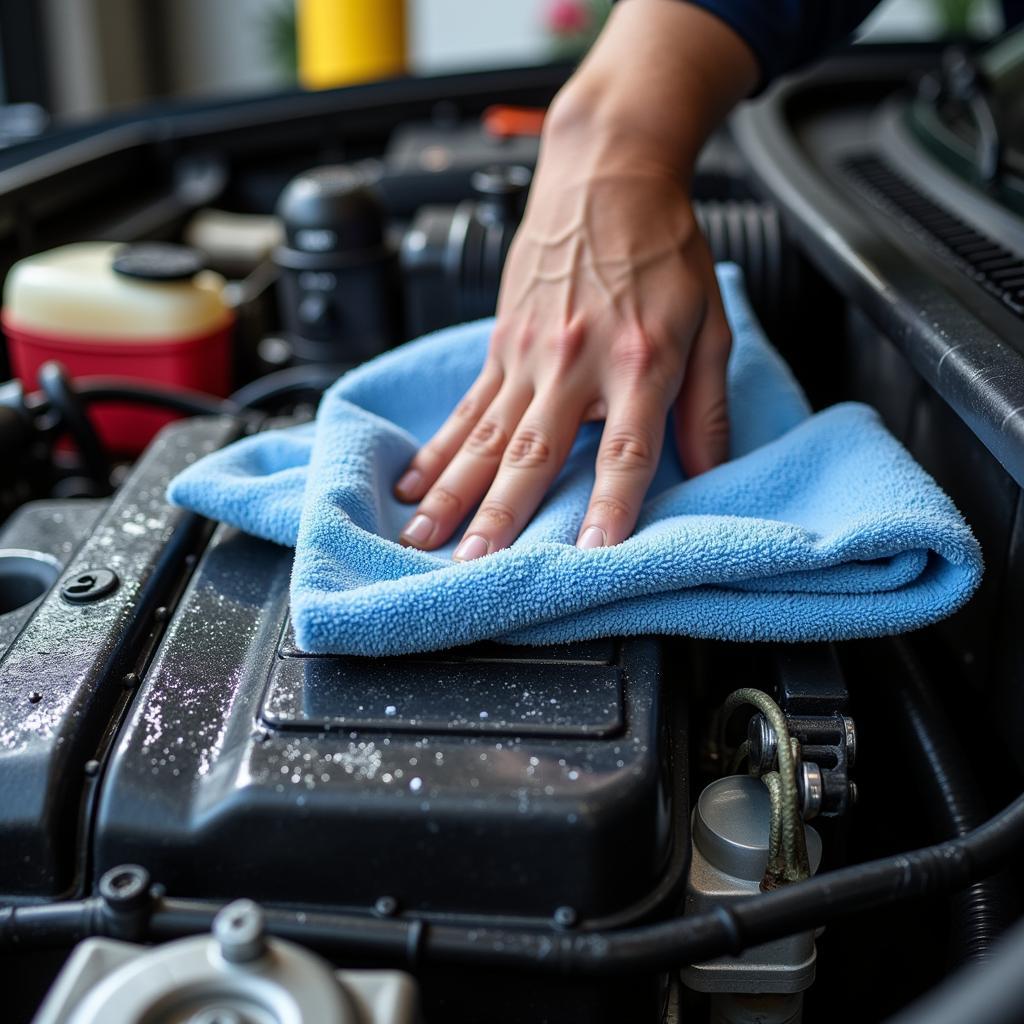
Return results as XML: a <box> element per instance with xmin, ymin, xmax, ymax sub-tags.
<box><xmin>262</xmin><ymin>0</ymin><xmax>298</xmax><ymax>83</ymax></box>
<box><xmin>933</xmin><ymin>0</ymin><xmax>982</xmax><ymax>35</ymax></box>
<box><xmin>544</xmin><ymin>0</ymin><xmax>612</xmax><ymax>61</ymax></box>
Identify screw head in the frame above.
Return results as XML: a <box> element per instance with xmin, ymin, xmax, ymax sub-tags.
<box><xmin>553</xmin><ymin>905</ymin><xmax>577</xmax><ymax>929</ymax></box>
<box><xmin>373</xmin><ymin>895</ymin><xmax>399</xmax><ymax>917</ymax></box>
<box><xmin>99</xmin><ymin>864</ymin><xmax>151</xmax><ymax>911</ymax></box>
<box><xmin>213</xmin><ymin>899</ymin><xmax>266</xmax><ymax>963</ymax></box>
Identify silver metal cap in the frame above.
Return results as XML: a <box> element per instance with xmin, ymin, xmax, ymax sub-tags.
<box><xmin>693</xmin><ymin>775</ymin><xmax>822</xmax><ymax>882</ymax></box>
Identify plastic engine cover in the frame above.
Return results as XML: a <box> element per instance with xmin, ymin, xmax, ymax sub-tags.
<box><xmin>0</xmin><ymin>418</ymin><xmax>673</xmax><ymax>921</ymax></box>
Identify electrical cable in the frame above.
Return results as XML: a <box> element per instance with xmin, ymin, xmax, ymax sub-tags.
<box><xmin>761</xmin><ymin>770</ymin><xmax>785</xmax><ymax>886</ymax></box>
<box><xmin>720</xmin><ymin>688</ymin><xmax>809</xmax><ymax>883</ymax></box>
<box><xmin>727</xmin><ymin>739</ymin><xmax>750</xmax><ymax>775</ymax></box>
<box><xmin>3</xmin><ymin>787</ymin><xmax>1023</xmax><ymax>975</ymax></box>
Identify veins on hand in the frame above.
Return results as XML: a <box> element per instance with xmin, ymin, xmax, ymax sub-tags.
<box><xmin>504</xmin><ymin>177</ymin><xmax>689</xmax><ymax>321</ymax></box>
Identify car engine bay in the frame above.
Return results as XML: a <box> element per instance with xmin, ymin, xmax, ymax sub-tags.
<box><xmin>0</xmin><ymin>36</ymin><xmax>1023</xmax><ymax>1024</ymax></box>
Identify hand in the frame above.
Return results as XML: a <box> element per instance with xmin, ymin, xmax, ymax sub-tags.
<box><xmin>394</xmin><ymin>0</ymin><xmax>758</xmax><ymax>560</ymax></box>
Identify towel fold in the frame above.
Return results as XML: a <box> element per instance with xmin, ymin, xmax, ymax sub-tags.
<box><xmin>168</xmin><ymin>264</ymin><xmax>982</xmax><ymax>656</ymax></box>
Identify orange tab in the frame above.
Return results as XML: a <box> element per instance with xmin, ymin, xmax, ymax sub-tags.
<box><xmin>482</xmin><ymin>105</ymin><xmax>547</xmax><ymax>139</ymax></box>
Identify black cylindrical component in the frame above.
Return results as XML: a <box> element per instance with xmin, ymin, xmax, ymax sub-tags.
<box><xmin>887</xmin><ymin>637</ymin><xmax>1009</xmax><ymax>965</ymax></box>
<box><xmin>275</xmin><ymin>163</ymin><xmax>402</xmax><ymax>364</ymax></box>
<box><xmin>400</xmin><ymin>164</ymin><xmax>532</xmax><ymax>338</ymax></box>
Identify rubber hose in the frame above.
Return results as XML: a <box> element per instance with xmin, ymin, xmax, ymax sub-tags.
<box><xmin>230</xmin><ymin>365</ymin><xmax>343</xmax><ymax>410</ymax></box>
<box><xmin>884</xmin><ymin>913</ymin><xmax>1024</xmax><ymax>1024</ymax></box>
<box><xmin>5</xmin><ymin>788</ymin><xmax>1023</xmax><ymax>974</ymax></box>
<box><xmin>36</xmin><ymin>362</ymin><xmax>112</xmax><ymax>495</ymax></box>
<box><xmin>74</xmin><ymin>378</ymin><xmax>238</xmax><ymax>418</ymax></box>
<box><xmin>889</xmin><ymin>636</ymin><xmax>1009</xmax><ymax>964</ymax></box>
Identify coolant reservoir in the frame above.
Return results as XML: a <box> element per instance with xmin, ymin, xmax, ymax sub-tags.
<box><xmin>3</xmin><ymin>241</ymin><xmax>233</xmax><ymax>454</ymax></box>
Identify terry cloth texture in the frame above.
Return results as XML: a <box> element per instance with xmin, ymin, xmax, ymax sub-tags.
<box><xmin>168</xmin><ymin>264</ymin><xmax>982</xmax><ymax>656</ymax></box>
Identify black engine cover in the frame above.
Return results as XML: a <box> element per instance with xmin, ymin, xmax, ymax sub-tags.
<box><xmin>0</xmin><ymin>419</ymin><xmax>678</xmax><ymax>927</ymax></box>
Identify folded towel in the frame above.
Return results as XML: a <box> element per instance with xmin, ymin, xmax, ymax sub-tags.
<box><xmin>168</xmin><ymin>264</ymin><xmax>982</xmax><ymax>656</ymax></box>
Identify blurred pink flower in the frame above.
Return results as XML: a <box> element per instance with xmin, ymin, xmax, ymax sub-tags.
<box><xmin>546</xmin><ymin>0</ymin><xmax>591</xmax><ymax>36</ymax></box>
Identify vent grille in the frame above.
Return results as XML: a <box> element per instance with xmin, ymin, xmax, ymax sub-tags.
<box><xmin>843</xmin><ymin>155</ymin><xmax>1024</xmax><ymax>318</ymax></box>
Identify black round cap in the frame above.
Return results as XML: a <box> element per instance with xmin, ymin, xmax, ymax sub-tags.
<box><xmin>276</xmin><ymin>163</ymin><xmax>385</xmax><ymax>252</ymax></box>
<box><xmin>112</xmin><ymin>242</ymin><xmax>206</xmax><ymax>282</ymax></box>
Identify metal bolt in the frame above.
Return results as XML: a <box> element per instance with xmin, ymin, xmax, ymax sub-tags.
<box><xmin>60</xmin><ymin>568</ymin><xmax>119</xmax><ymax>604</ymax></box>
<box><xmin>842</xmin><ymin>715</ymin><xmax>857</xmax><ymax>768</ymax></box>
<box><xmin>373</xmin><ymin>895</ymin><xmax>399</xmax><ymax>917</ymax></box>
<box><xmin>99</xmin><ymin>864</ymin><xmax>151</xmax><ymax>911</ymax></box>
<box><xmin>747</xmin><ymin>714</ymin><xmax>778</xmax><ymax>777</ymax></box>
<box><xmin>553</xmin><ymin>905</ymin><xmax>578</xmax><ymax>929</ymax></box>
<box><xmin>214</xmin><ymin>899</ymin><xmax>266</xmax><ymax>963</ymax></box>
<box><xmin>799</xmin><ymin>762</ymin><xmax>824</xmax><ymax>821</ymax></box>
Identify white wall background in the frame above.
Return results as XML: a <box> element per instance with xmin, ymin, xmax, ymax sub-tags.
<box><xmin>410</xmin><ymin>0</ymin><xmax>550</xmax><ymax>73</ymax></box>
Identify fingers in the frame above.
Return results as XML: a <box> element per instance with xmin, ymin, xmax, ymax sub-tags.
<box><xmin>394</xmin><ymin>365</ymin><xmax>503</xmax><ymax>503</ymax></box>
<box><xmin>575</xmin><ymin>386</ymin><xmax>667</xmax><ymax>549</ymax></box>
<box><xmin>399</xmin><ymin>386</ymin><xmax>532</xmax><ymax>550</ymax></box>
<box><xmin>452</xmin><ymin>388</ymin><xmax>586</xmax><ymax>560</ymax></box>
<box><xmin>672</xmin><ymin>293</ymin><xmax>732</xmax><ymax>476</ymax></box>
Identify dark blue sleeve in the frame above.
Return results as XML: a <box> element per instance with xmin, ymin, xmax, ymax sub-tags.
<box><xmin>620</xmin><ymin>1</ymin><xmax>882</xmax><ymax>87</ymax></box>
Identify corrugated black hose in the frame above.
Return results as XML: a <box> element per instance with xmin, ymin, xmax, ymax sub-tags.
<box><xmin>888</xmin><ymin>636</ymin><xmax>1010</xmax><ymax>964</ymax></box>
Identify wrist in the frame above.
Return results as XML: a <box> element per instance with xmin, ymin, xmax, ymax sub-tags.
<box><xmin>542</xmin><ymin>0</ymin><xmax>758</xmax><ymax>178</ymax></box>
<box><xmin>542</xmin><ymin>85</ymin><xmax>691</xmax><ymax>182</ymax></box>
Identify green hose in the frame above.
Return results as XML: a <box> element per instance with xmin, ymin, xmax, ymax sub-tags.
<box><xmin>720</xmin><ymin>688</ymin><xmax>810</xmax><ymax>885</ymax></box>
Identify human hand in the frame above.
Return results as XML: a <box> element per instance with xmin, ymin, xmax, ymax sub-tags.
<box><xmin>394</xmin><ymin>0</ymin><xmax>758</xmax><ymax>560</ymax></box>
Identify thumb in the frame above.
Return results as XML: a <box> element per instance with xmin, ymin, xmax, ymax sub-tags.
<box><xmin>672</xmin><ymin>298</ymin><xmax>732</xmax><ymax>476</ymax></box>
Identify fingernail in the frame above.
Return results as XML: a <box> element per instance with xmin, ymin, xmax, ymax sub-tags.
<box><xmin>577</xmin><ymin>526</ymin><xmax>606</xmax><ymax>550</ymax></box>
<box><xmin>395</xmin><ymin>468</ymin><xmax>423</xmax><ymax>498</ymax></box>
<box><xmin>401</xmin><ymin>513</ymin><xmax>434</xmax><ymax>546</ymax></box>
<box><xmin>453</xmin><ymin>534</ymin><xmax>490</xmax><ymax>562</ymax></box>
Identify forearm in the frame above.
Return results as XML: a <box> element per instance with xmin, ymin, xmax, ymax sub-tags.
<box><xmin>542</xmin><ymin>0</ymin><xmax>758</xmax><ymax>181</ymax></box>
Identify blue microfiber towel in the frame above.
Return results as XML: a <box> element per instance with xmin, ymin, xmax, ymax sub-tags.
<box><xmin>168</xmin><ymin>264</ymin><xmax>982</xmax><ymax>656</ymax></box>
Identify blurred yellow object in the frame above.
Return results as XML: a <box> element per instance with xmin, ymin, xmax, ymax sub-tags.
<box><xmin>298</xmin><ymin>0</ymin><xmax>407</xmax><ymax>89</ymax></box>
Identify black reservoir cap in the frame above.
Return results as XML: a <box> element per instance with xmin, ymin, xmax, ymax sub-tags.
<box><xmin>112</xmin><ymin>242</ymin><xmax>207</xmax><ymax>282</ymax></box>
<box><xmin>276</xmin><ymin>163</ymin><xmax>386</xmax><ymax>254</ymax></box>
